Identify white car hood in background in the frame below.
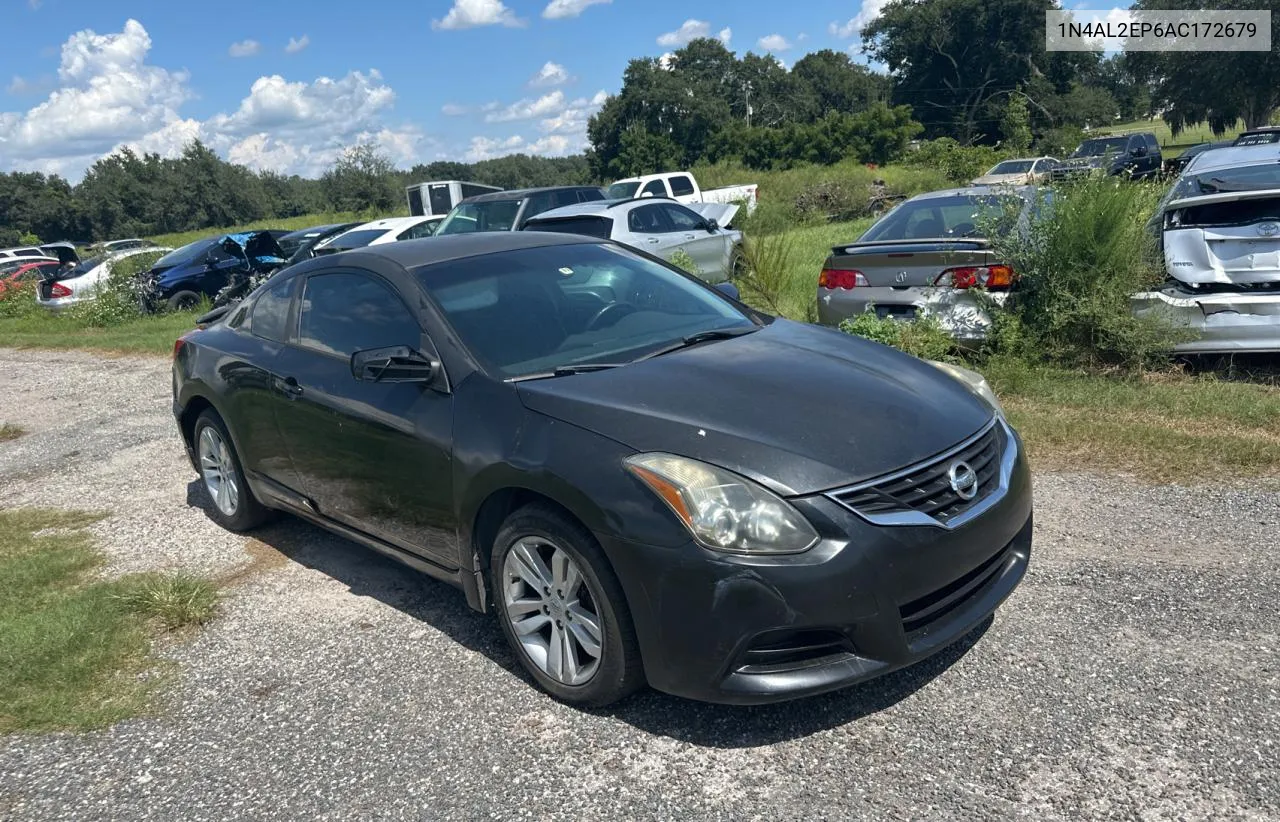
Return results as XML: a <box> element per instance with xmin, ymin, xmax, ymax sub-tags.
<box><xmin>1163</xmin><ymin>189</ymin><xmax>1280</xmax><ymax>285</ymax></box>
<box><xmin>685</xmin><ymin>202</ymin><xmax>739</xmax><ymax>227</ymax></box>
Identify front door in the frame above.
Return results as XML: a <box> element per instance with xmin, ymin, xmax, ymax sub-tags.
<box><xmin>660</xmin><ymin>203</ymin><xmax>730</xmax><ymax>281</ymax></box>
<box><xmin>272</xmin><ymin>269</ymin><xmax>459</xmax><ymax>568</ymax></box>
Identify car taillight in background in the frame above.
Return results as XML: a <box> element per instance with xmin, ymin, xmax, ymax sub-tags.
<box><xmin>818</xmin><ymin>267</ymin><xmax>869</xmax><ymax>290</ymax></box>
<box><xmin>934</xmin><ymin>264</ymin><xmax>1015</xmax><ymax>290</ymax></box>
<box><xmin>173</xmin><ymin>330</ymin><xmax>197</xmax><ymax>360</ymax></box>
<box><xmin>48</xmin><ymin>282</ymin><xmax>72</xmax><ymax>298</ymax></box>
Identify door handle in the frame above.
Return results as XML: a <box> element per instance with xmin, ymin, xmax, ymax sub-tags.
<box><xmin>647</xmin><ymin>238</ymin><xmax>660</xmax><ymax>244</ymax></box>
<box><xmin>276</xmin><ymin>376</ymin><xmax>303</xmax><ymax>397</ymax></box>
<box><xmin>684</xmin><ymin>234</ymin><xmax>696</xmax><ymax>240</ymax></box>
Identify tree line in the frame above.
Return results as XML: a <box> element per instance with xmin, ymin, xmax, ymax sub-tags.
<box><xmin>2</xmin><ymin>0</ymin><xmax>1275</xmax><ymax>245</ymax></box>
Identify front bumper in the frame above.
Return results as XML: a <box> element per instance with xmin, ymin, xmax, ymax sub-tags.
<box><xmin>816</xmin><ymin>285</ymin><xmax>1006</xmax><ymax>344</ymax></box>
<box><xmin>601</xmin><ymin>424</ymin><xmax>1033</xmax><ymax>704</ymax></box>
<box><xmin>1132</xmin><ymin>287</ymin><xmax>1280</xmax><ymax>353</ymax></box>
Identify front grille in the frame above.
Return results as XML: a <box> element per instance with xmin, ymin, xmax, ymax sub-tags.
<box><xmin>833</xmin><ymin>422</ymin><xmax>1004</xmax><ymax>526</ymax></box>
<box><xmin>899</xmin><ymin>543</ymin><xmax>1013</xmax><ymax>635</ymax></box>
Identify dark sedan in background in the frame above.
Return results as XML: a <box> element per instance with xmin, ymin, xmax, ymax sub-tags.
<box><xmin>172</xmin><ymin>233</ymin><xmax>1032</xmax><ymax>707</ymax></box>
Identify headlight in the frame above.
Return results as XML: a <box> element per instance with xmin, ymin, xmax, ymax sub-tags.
<box><xmin>624</xmin><ymin>453</ymin><xmax>819</xmax><ymax>555</ymax></box>
<box><xmin>927</xmin><ymin>360</ymin><xmax>1004</xmax><ymax>417</ymax></box>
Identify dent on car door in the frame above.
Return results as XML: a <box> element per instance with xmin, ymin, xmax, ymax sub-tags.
<box><xmin>271</xmin><ymin>269</ymin><xmax>459</xmax><ymax>567</ymax></box>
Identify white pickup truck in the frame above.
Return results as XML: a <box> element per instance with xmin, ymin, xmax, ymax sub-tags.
<box><xmin>605</xmin><ymin>171</ymin><xmax>758</xmax><ymax>215</ymax></box>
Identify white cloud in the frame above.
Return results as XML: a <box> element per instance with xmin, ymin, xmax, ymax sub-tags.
<box><xmin>538</xmin><ymin>90</ymin><xmax>606</xmax><ymax>134</ymax></box>
<box><xmin>204</xmin><ymin>70</ymin><xmax>396</xmax><ymax>139</ymax></box>
<box><xmin>284</xmin><ymin>34</ymin><xmax>309</xmax><ymax>54</ymax></box>
<box><xmin>464</xmin><ymin>133</ymin><xmax>584</xmax><ymax>161</ymax></box>
<box><xmin>441</xmin><ymin>103</ymin><xmax>470</xmax><ymax>116</ymax></box>
<box><xmin>830</xmin><ymin>0</ymin><xmax>891</xmax><ymax>39</ymax></box>
<box><xmin>657</xmin><ymin>19</ymin><xmax>709</xmax><ymax>47</ymax></box>
<box><xmin>757</xmin><ymin>34</ymin><xmax>791</xmax><ymax>52</ymax></box>
<box><xmin>6</xmin><ymin>75</ymin><xmax>52</xmax><ymax>95</ymax></box>
<box><xmin>465</xmin><ymin>134</ymin><xmax>526</xmax><ymax>161</ymax></box>
<box><xmin>433</xmin><ymin>0</ymin><xmax>524</xmax><ymax>30</ymax></box>
<box><xmin>718</xmin><ymin>27</ymin><xmax>732</xmax><ymax>46</ymax></box>
<box><xmin>228</xmin><ymin>39</ymin><xmax>261</xmax><ymax>57</ymax></box>
<box><xmin>0</xmin><ymin>20</ymin><xmax>191</xmax><ymax>176</ymax></box>
<box><xmin>542</xmin><ymin>0</ymin><xmax>610</xmax><ymax>19</ymax></box>
<box><xmin>529</xmin><ymin>61</ymin><xmax>571</xmax><ymax>87</ymax></box>
<box><xmin>484</xmin><ymin>90</ymin><xmax>566</xmax><ymax>122</ymax></box>
<box><xmin>658</xmin><ymin>52</ymin><xmax>674</xmax><ymax>70</ymax></box>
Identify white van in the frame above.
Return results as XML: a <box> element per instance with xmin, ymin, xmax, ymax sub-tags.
<box><xmin>406</xmin><ymin>180</ymin><xmax>504</xmax><ymax>218</ymax></box>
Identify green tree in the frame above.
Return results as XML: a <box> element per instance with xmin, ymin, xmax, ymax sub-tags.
<box><xmin>321</xmin><ymin>143</ymin><xmax>399</xmax><ymax>213</ymax></box>
<box><xmin>791</xmin><ymin>50</ymin><xmax>889</xmax><ymax>115</ymax></box>
<box><xmin>1128</xmin><ymin>0</ymin><xmax>1280</xmax><ymax>132</ymax></box>
<box><xmin>1000</xmin><ymin>92</ymin><xmax>1032</xmax><ymax>152</ymax></box>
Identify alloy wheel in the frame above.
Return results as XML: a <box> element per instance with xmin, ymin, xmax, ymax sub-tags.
<box><xmin>501</xmin><ymin>536</ymin><xmax>603</xmax><ymax>686</ymax></box>
<box><xmin>198</xmin><ymin>425</ymin><xmax>240</xmax><ymax>517</ymax></box>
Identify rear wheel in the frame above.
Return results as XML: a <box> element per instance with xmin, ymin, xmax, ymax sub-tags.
<box><xmin>193</xmin><ymin>410</ymin><xmax>271</xmax><ymax>532</ymax></box>
<box><xmin>491</xmin><ymin>504</ymin><xmax>644</xmax><ymax>707</ymax></box>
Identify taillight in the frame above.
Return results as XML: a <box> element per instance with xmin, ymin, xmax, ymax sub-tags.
<box><xmin>819</xmin><ymin>267</ymin><xmax>869</xmax><ymax>290</ymax></box>
<box><xmin>934</xmin><ymin>264</ymin><xmax>1015</xmax><ymax>290</ymax></box>
<box><xmin>49</xmin><ymin>282</ymin><xmax>72</xmax><ymax>297</ymax></box>
<box><xmin>173</xmin><ymin>331</ymin><xmax>196</xmax><ymax>360</ymax></box>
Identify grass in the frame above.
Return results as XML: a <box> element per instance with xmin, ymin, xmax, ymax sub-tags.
<box><xmin>0</xmin><ymin>423</ymin><xmax>24</xmax><ymax>442</ymax></box>
<box><xmin>0</xmin><ymin>310</ymin><xmax>197</xmax><ymax>356</ymax></box>
<box><xmin>146</xmin><ymin>211</ymin><xmax>369</xmax><ymax>249</ymax></box>
<box><xmin>0</xmin><ymin>508</ymin><xmax>218</xmax><ymax>733</ymax></box>
<box><xmin>985</xmin><ymin>358</ymin><xmax>1280</xmax><ymax>483</ymax></box>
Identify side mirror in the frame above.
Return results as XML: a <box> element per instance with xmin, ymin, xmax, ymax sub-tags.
<box><xmin>351</xmin><ymin>346</ymin><xmax>439</xmax><ymax>384</ymax></box>
<box><xmin>713</xmin><ymin>281</ymin><xmax>740</xmax><ymax>301</ymax></box>
<box><xmin>704</xmin><ymin>219</ymin><xmax>719</xmax><ymax>233</ymax></box>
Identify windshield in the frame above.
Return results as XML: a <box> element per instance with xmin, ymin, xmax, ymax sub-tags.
<box><xmin>436</xmin><ymin>200</ymin><xmax>524</xmax><ymax>234</ymax></box>
<box><xmin>1173</xmin><ymin>163</ymin><xmax>1280</xmax><ymax>198</ymax></box>
<box><xmin>989</xmin><ymin>160</ymin><xmax>1033</xmax><ymax>174</ymax></box>
<box><xmin>414</xmin><ymin>243</ymin><xmax>754</xmax><ymax>378</ymax></box>
<box><xmin>1071</xmin><ymin>137</ymin><xmax>1128</xmax><ymax>158</ymax></box>
<box><xmin>859</xmin><ymin>194</ymin><xmax>1021</xmax><ymax>241</ymax></box>
<box><xmin>606</xmin><ymin>182</ymin><xmax>641</xmax><ymax>199</ymax></box>
<box><xmin>154</xmin><ymin>238</ymin><xmax>214</xmax><ymax>268</ymax></box>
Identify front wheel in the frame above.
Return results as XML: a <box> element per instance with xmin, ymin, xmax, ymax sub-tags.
<box><xmin>491</xmin><ymin>504</ymin><xmax>644</xmax><ymax>707</ymax></box>
<box><xmin>167</xmin><ymin>290</ymin><xmax>202</xmax><ymax>312</ymax></box>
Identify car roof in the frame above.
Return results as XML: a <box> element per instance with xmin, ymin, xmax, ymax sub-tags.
<box><xmin>1184</xmin><ymin>142</ymin><xmax>1280</xmax><ymax>173</ymax></box>
<box><xmin>279</xmin><ymin>222</ymin><xmax>354</xmax><ymax>240</ymax></box>
<box><xmin>906</xmin><ymin>185</ymin><xmax>1041</xmax><ymax>201</ymax></box>
<box><xmin>462</xmin><ymin>186</ymin><xmax>604</xmax><ymax>203</ymax></box>
<box><xmin>337</xmin><ymin>231</ymin><xmax>594</xmax><ymax>270</ymax></box>
<box><xmin>525</xmin><ymin>200</ymin><xmax>623</xmax><ymax>220</ymax></box>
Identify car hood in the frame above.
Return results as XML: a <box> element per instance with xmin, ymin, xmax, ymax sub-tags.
<box><xmin>515</xmin><ymin>320</ymin><xmax>993</xmax><ymax>496</ymax></box>
<box><xmin>972</xmin><ymin>173</ymin><xmax>1029</xmax><ymax>185</ymax></box>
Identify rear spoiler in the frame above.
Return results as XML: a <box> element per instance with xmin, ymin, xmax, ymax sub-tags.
<box><xmin>831</xmin><ymin>238</ymin><xmax>991</xmax><ymax>254</ymax></box>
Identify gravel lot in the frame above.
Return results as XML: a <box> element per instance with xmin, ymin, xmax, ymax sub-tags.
<box><xmin>0</xmin><ymin>347</ymin><xmax>1277</xmax><ymax>821</ymax></box>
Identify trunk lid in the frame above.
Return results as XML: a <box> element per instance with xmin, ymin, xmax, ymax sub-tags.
<box><xmin>1164</xmin><ymin>192</ymin><xmax>1280</xmax><ymax>286</ymax></box>
<box><xmin>827</xmin><ymin>240</ymin><xmax>998</xmax><ymax>287</ymax></box>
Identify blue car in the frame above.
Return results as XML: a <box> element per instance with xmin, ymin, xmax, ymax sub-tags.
<box><xmin>138</xmin><ymin>230</ymin><xmax>288</xmax><ymax>311</ymax></box>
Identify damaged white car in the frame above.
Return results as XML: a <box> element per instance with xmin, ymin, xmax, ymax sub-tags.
<box><xmin>1133</xmin><ymin>144</ymin><xmax>1280</xmax><ymax>353</ymax></box>
<box><xmin>815</xmin><ymin>186</ymin><xmax>1048</xmax><ymax>344</ymax></box>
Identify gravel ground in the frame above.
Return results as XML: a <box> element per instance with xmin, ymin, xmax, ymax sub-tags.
<box><xmin>0</xmin><ymin>347</ymin><xmax>1277</xmax><ymax>821</ymax></box>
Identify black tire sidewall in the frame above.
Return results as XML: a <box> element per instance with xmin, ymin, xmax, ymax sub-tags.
<box><xmin>193</xmin><ymin>410</ymin><xmax>268</xmax><ymax>532</ymax></box>
<box><xmin>490</xmin><ymin>505</ymin><xmax>641</xmax><ymax>707</ymax></box>
<box><xmin>168</xmin><ymin>290</ymin><xmax>201</xmax><ymax>312</ymax></box>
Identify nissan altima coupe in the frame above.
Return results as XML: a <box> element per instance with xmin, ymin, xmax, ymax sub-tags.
<box><xmin>172</xmin><ymin>233</ymin><xmax>1033</xmax><ymax>707</ymax></box>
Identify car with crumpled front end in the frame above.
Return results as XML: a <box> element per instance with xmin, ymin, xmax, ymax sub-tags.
<box><xmin>171</xmin><ymin>232</ymin><xmax>1032</xmax><ymax>707</ymax></box>
<box><xmin>1132</xmin><ymin>143</ymin><xmax>1280</xmax><ymax>352</ymax></box>
<box><xmin>816</xmin><ymin>185</ymin><xmax>1047</xmax><ymax>343</ymax></box>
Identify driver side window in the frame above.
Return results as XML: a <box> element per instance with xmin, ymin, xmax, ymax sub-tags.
<box><xmin>298</xmin><ymin>271</ymin><xmax>420</xmax><ymax>358</ymax></box>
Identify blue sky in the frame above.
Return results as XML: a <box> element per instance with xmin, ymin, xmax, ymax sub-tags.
<box><xmin>0</xmin><ymin>0</ymin><xmax>898</xmax><ymax>180</ymax></box>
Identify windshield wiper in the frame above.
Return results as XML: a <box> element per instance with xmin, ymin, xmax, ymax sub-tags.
<box><xmin>636</xmin><ymin>326</ymin><xmax>759</xmax><ymax>362</ymax></box>
<box><xmin>509</xmin><ymin>363</ymin><xmax>626</xmax><ymax>382</ymax></box>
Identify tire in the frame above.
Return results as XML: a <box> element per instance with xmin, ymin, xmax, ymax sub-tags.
<box><xmin>192</xmin><ymin>410</ymin><xmax>271</xmax><ymax>532</ymax></box>
<box><xmin>490</xmin><ymin>503</ymin><xmax>644</xmax><ymax>707</ymax></box>
<box><xmin>730</xmin><ymin>248</ymin><xmax>749</xmax><ymax>280</ymax></box>
<box><xmin>167</xmin><ymin>290</ymin><xmax>202</xmax><ymax>312</ymax></box>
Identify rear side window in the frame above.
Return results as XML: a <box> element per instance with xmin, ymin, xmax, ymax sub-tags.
<box><xmin>249</xmin><ymin>276</ymin><xmax>295</xmax><ymax>343</ymax></box>
<box><xmin>298</xmin><ymin>272</ymin><xmax>420</xmax><ymax>358</ymax></box>
<box><xmin>669</xmin><ymin>175</ymin><xmax>695</xmax><ymax>197</ymax></box>
<box><xmin>525</xmin><ymin>217</ymin><xmax>614</xmax><ymax>239</ymax></box>
<box><xmin>641</xmin><ymin>180</ymin><xmax>666</xmax><ymax>197</ymax></box>
<box><xmin>577</xmin><ymin>188</ymin><xmax>605</xmax><ymax>202</ymax></box>
<box><xmin>1145</xmin><ymin>134</ymin><xmax>1159</xmax><ymax>151</ymax></box>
